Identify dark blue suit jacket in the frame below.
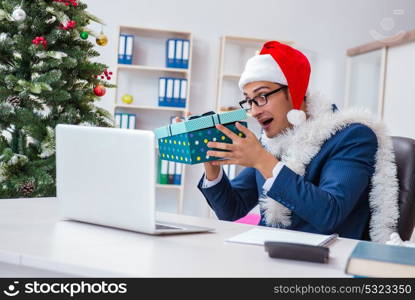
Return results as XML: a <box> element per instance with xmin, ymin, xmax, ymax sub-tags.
<box><xmin>198</xmin><ymin>123</ymin><xmax>378</xmax><ymax>239</ymax></box>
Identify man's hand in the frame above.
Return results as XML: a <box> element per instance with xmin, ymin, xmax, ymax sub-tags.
<box><xmin>174</xmin><ymin>114</ymin><xmax>222</xmax><ymax>181</ymax></box>
<box><xmin>206</xmin><ymin>122</ymin><xmax>279</xmax><ymax>179</ymax></box>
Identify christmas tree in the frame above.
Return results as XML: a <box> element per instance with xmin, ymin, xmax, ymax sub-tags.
<box><xmin>0</xmin><ymin>0</ymin><xmax>115</xmax><ymax>198</ymax></box>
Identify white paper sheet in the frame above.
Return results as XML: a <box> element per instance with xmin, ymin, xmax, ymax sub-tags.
<box><xmin>226</xmin><ymin>228</ymin><xmax>334</xmax><ymax>246</ymax></box>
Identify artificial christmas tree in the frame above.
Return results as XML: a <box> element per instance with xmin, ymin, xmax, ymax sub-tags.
<box><xmin>0</xmin><ymin>0</ymin><xmax>114</xmax><ymax>198</ymax></box>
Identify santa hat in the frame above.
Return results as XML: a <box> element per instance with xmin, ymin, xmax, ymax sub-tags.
<box><xmin>238</xmin><ymin>41</ymin><xmax>311</xmax><ymax>126</ymax></box>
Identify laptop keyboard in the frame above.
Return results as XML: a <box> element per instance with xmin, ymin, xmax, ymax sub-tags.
<box><xmin>156</xmin><ymin>223</ymin><xmax>184</xmax><ymax>230</ymax></box>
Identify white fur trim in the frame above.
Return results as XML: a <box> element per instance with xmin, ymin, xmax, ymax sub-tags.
<box><xmin>260</xmin><ymin>194</ymin><xmax>292</xmax><ymax>227</ymax></box>
<box><xmin>238</xmin><ymin>54</ymin><xmax>287</xmax><ymax>90</ymax></box>
<box><xmin>287</xmin><ymin>109</ymin><xmax>306</xmax><ymax>126</ymax></box>
<box><xmin>260</xmin><ymin>92</ymin><xmax>399</xmax><ymax>243</ymax></box>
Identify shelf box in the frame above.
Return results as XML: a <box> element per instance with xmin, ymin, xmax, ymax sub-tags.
<box><xmin>116</xmin><ymin>69</ymin><xmax>186</xmax><ymax>109</ymax></box>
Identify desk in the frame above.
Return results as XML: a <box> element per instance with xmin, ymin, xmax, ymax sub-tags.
<box><xmin>0</xmin><ymin>198</ymin><xmax>357</xmax><ymax>277</ymax></box>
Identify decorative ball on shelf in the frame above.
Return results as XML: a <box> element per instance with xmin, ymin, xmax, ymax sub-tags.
<box><xmin>93</xmin><ymin>85</ymin><xmax>106</xmax><ymax>97</ymax></box>
<box><xmin>96</xmin><ymin>33</ymin><xmax>108</xmax><ymax>46</ymax></box>
<box><xmin>12</xmin><ymin>7</ymin><xmax>26</xmax><ymax>22</ymax></box>
<box><xmin>121</xmin><ymin>94</ymin><xmax>134</xmax><ymax>104</ymax></box>
<box><xmin>80</xmin><ymin>31</ymin><xmax>89</xmax><ymax>40</ymax></box>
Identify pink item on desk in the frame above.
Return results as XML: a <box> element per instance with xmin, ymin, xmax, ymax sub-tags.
<box><xmin>235</xmin><ymin>214</ymin><xmax>260</xmax><ymax>225</ymax></box>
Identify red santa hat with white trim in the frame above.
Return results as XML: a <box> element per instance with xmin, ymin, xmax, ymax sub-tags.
<box><xmin>238</xmin><ymin>41</ymin><xmax>311</xmax><ymax>126</ymax></box>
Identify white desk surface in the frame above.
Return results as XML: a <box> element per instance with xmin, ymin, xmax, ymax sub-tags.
<box><xmin>0</xmin><ymin>198</ymin><xmax>358</xmax><ymax>277</ymax></box>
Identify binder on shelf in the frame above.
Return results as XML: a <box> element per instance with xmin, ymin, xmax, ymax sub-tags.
<box><xmin>166</xmin><ymin>39</ymin><xmax>176</xmax><ymax>68</ymax></box>
<box><xmin>179</xmin><ymin>79</ymin><xmax>187</xmax><ymax>108</ymax></box>
<box><xmin>168</xmin><ymin>161</ymin><xmax>175</xmax><ymax>184</ymax></box>
<box><xmin>166</xmin><ymin>78</ymin><xmax>174</xmax><ymax>106</ymax></box>
<box><xmin>175</xmin><ymin>39</ymin><xmax>183</xmax><ymax>68</ymax></box>
<box><xmin>158</xmin><ymin>77</ymin><xmax>166</xmax><ymax>107</ymax></box>
<box><xmin>173</xmin><ymin>78</ymin><xmax>181</xmax><ymax>107</ymax></box>
<box><xmin>118</xmin><ymin>35</ymin><xmax>126</xmax><ymax>64</ymax></box>
<box><xmin>128</xmin><ymin>114</ymin><xmax>136</xmax><ymax>129</ymax></box>
<box><xmin>115</xmin><ymin>113</ymin><xmax>122</xmax><ymax>128</ymax></box>
<box><xmin>174</xmin><ymin>163</ymin><xmax>182</xmax><ymax>185</ymax></box>
<box><xmin>182</xmin><ymin>39</ymin><xmax>190</xmax><ymax>69</ymax></box>
<box><xmin>125</xmin><ymin>35</ymin><xmax>134</xmax><ymax>65</ymax></box>
<box><xmin>121</xmin><ymin>113</ymin><xmax>129</xmax><ymax>129</ymax></box>
<box><xmin>159</xmin><ymin>160</ymin><xmax>168</xmax><ymax>184</ymax></box>
<box><xmin>118</xmin><ymin>34</ymin><xmax>134</xmax><ymax>65</ymax></box>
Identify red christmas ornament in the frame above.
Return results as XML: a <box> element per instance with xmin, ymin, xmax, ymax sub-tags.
<box><xmin>93</xmin><ymin>85</ymin><xmax>106</xmax><ymax>97</ymax></box>
<box><xmin>32</xmin><ymin>36</ymin><xmax>47</xmax><ymax>49</ymax></box>
<box><xmin>96</xmin><ymin>69</ymin><xmax>113</xmax><ymax>81</ymax></box>
<box><xmin>53</xmin><ymin>0</ymin><xmax>78</xmax><ymax>6</ymax></box>
<box><xmin>60</xmin><ymin>20</ymin><xmax>76</xmax><ymax>30</ymax></box>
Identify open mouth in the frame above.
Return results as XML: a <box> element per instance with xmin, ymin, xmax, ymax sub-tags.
<box><xmin>260</xmin><ymin>118</ymin><xmax>274</xmax><ymax>129</ymax></box>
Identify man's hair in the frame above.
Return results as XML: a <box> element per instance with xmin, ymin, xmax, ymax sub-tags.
<box><xmin>284</xmin><ymin>86</ymin><xmax>307</xmax><ymax>102</ymax></box>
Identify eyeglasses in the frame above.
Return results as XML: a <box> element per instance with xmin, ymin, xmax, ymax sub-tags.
<box><xmin>239</xmin><ymin>86</ymin><xmax>287</xmax><ymax>111</ymax></box>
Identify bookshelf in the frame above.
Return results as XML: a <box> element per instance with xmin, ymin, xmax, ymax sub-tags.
<box><xmin>114</xmin><ymin>25</ymin><xmax>193</xmax><ymax>214</ymax></box>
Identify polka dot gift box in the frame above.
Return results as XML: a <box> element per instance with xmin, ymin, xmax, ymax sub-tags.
<box><xmin>154</xmin><ymin>109</ymin><xmax>248</xmax><ymax>164</ymax></box>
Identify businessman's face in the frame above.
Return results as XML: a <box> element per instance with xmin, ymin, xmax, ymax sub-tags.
<box><xmin>242</xmin><ymin>81</ymin><xmax>293</xmax><ymax>138</ymax></box>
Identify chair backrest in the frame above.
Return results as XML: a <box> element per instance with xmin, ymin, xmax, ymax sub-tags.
<box><xmin>392</xmin><ymin>136</ymin><xmax>415</xmax><ymax>241</ymax></box>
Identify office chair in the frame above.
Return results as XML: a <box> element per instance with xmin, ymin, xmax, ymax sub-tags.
<box><xmin>393</xmin><ymin>136</ymin><xmax>415</xmax><ymax>241</ymax></box>
<box><xmin>361</xmin><ymin>136</ymin><xmax>415</xmax><ymax>241</ymax></box>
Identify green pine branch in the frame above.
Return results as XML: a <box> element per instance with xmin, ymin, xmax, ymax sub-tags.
<box><xmin>0</xmin><ymin>0</ymin><xmax>115</xmax><ymax>198</ymax></box>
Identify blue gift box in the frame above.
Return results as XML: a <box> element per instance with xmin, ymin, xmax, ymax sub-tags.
<box><xmin>154</xmin><ymin>110</ymin><xmax>248</xmax><ymax>164</ymax></box>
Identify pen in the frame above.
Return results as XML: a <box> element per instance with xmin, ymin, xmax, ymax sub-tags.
<box><xmin>318</xmin><ymin>233</ymin><xmax>339</xmax><ymax>247</ymax></box>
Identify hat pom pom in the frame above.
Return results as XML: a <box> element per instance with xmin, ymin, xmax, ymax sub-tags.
<box><xmin>287</xmin><ymin>109</ymin><xmax>306</xmax><ymax>126</ymax></box>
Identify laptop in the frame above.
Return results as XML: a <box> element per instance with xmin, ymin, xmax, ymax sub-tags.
<box><xmin>56</xmin><ymin>124</ymin><xmax>213</xmax><ymax>235</ymax></box>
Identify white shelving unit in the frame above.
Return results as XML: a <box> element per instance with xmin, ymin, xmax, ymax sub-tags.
<box><xmin>113</xmin><ymin>26</ymin><xmax>193</xmax><ymax>214</ymax></box>
<box><xmin>345</xmin><ymin>29</ymin><xmax>415</xmax><ymax>139</ymax></box>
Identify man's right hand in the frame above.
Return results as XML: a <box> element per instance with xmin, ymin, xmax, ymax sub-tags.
<box><xmin>204</xmin><ymin>162</ymin><xmax>221</xmax><ymax>181</ymax></box>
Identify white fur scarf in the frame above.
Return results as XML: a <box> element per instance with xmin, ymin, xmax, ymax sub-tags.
<box><xmin>260</xmin><ymin>93</ymin><xmax>399</xmax><ymax>243</ymax></box>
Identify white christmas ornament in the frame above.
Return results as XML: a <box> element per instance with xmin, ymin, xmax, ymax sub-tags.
<box><xmin>12</xmin><ymin>7</ymin><xmax>26</xmax><ymax>22</ymax></box>
<box><xmin>287</xmin><ymin>109</ymin><xmax>306</xmax><ymax>126</ymax></box>
<box><xmin>0</xmin><ymin>33</ymin><xmax>7</xmax><ymax>42</ymax></box>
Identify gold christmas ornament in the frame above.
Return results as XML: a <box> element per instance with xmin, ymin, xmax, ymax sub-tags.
<box><xmin>121</xmin><ymin>94</ymin><xmax>134</xmax><ymax>104</ymax></box>
<box><xmin>96</xmin><ymin>33</ymin><xmax>108</xmax><ymax>46</ymax></box>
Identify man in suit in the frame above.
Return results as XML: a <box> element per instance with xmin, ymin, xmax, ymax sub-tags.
<box><xmin>198</xmin><ymin>41</ymin><xmax>399</xmax><ymax>242</ymax></box>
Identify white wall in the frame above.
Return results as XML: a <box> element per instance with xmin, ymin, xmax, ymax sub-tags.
<box><xmin>383</xmin><ymin>42</ymin><xmax>415</xmax><ymax>139</ymax></box>
<box><xmin>83</xmin><ymin>0</ymin><xmax>415</xmax><ymax>217</ymax></box>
